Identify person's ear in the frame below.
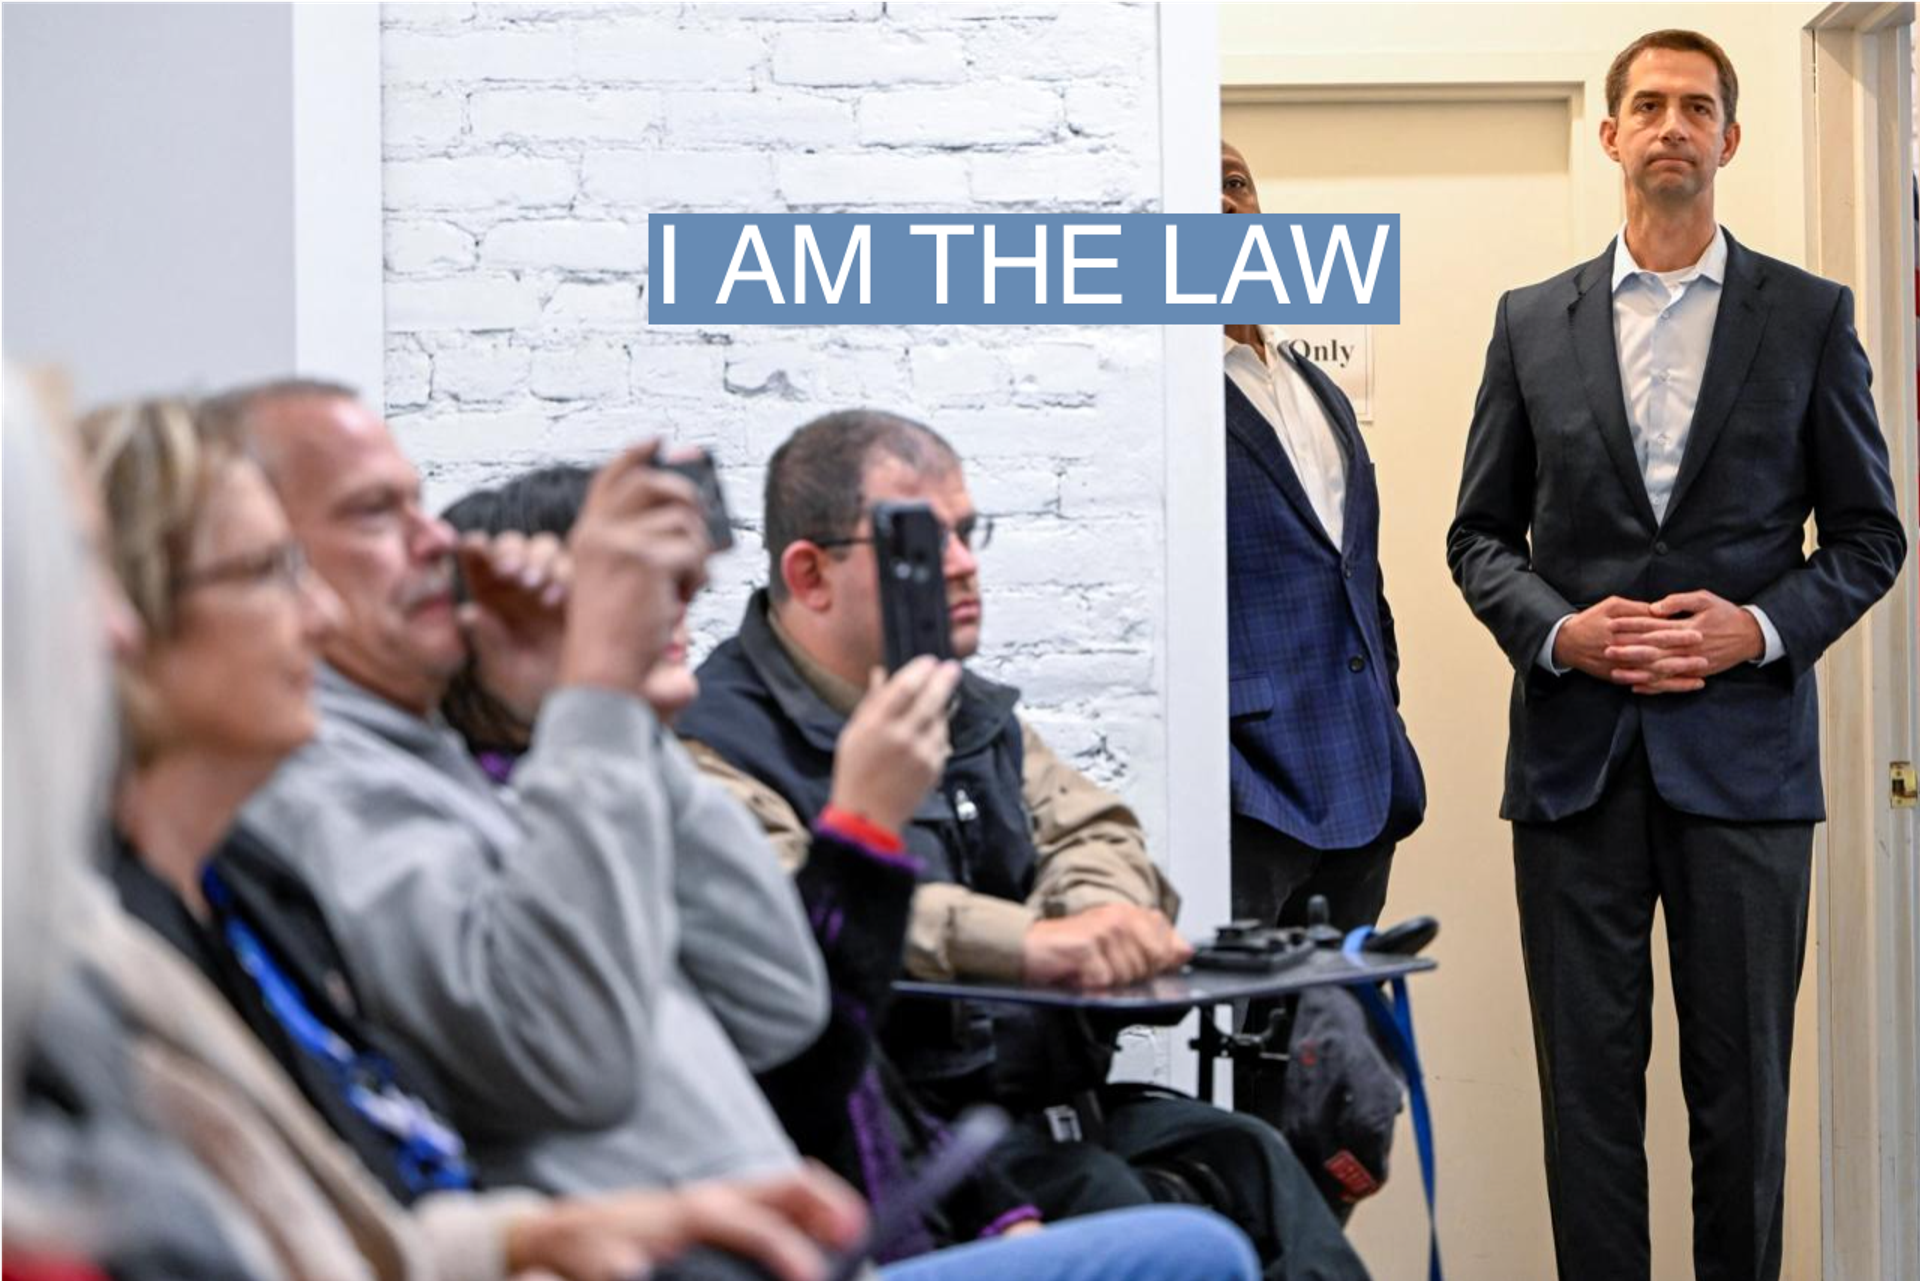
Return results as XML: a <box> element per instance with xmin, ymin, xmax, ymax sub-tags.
<box><xmin>780</xmin><ymin>541</ymin><xmax>835</xmax><ymax>612</ymax></box>
<box><xmin>1599</xmin><ymin>116</ymin><xmax>1621</xmax><ymax>163</ymax></box>
<box><xmin>1717</xmin><ymin>119</ymin><xmax>1741</xmax><ymax>168</ymax></box>
<box><xmin>114</xmin><ymin>661</ymin><xmax>172</xmax><ymax>769</ymax></box>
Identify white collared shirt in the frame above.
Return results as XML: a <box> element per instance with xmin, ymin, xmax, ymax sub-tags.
<box><xmin>1223</xmin><ymin>325</ymin><xmax>1348</xmax><ymax>546</ymax></box>
<box><xmin>1537</xmin><ymin>225</ymin><xmax>1782</xmax><ymax>671</ymax></box>
<box><xmin>1611</xmin><ymin>222</ymin><xmax>1726</xmax><ymax>524</ymax></box>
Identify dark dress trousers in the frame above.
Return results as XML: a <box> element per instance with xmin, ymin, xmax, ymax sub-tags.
<box><xmin>1447</xmin><ymin>230</ymin><xmax>1905</xmax><ymax>1281</ymax></box>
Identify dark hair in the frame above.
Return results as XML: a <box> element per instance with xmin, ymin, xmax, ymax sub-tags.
<box><xmin>438</xmin><ymin>463</ymin><xmax>595</xmax><ymax>756</ymax></box>
<box><xmin>442</xmin><ymin>463</ymin><xmax>593</xmax><ymax>540</ymax></box>
<box><xmin>1605</xmin><ymin>29</ymin><xmax>1738</xmax><ymax>127</ymax></box>
<box><xmin>763</xmin><ymin>408</ymin><xmax>959</xmax><ymax>602</ymax></box>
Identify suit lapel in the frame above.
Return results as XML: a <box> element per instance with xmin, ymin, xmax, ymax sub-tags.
<box><xmin>1224</xmin><ymin>375</ymin><xmax>1338</xmax><ymax>551</ymax></box>
<box><xmin>1286</xmin><ymin>351</ymin><xmax>1366</xmax><ymax>550</ymax></box>
<box><xmin>1288</xmin><ymin>351</ymin><xmax>1360</xmax><ymax>462</ymax></box>
<box><xmin>1663</xmin><ymin>233</ymin><xmax>1768</xmax><ymax>524</ymax></box>
<box><xmin>1569</xmin><ymin>242</ymin><xmax>1659</xmax><ymax>534</ymax></box>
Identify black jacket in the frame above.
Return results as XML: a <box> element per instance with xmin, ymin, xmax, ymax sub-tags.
<box><xmin>111</xmin><ymin>824</ymin><xmax>469</xmax><ymax>1204</ymax></box>
<box><xmin>679</xmin><ymin>591</ymin><xmax>1045</xmax><ymax>1089</ymax></box>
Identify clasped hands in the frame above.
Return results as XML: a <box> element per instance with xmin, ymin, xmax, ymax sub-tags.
<box><xmin>1023</xmin><ymin>902</ymin><xmax>1194</xmax><ymax>990</ymax></box>
<box><xmin>1553</xmin><ymin>591</ymin><xmax>1764</xmax><ymax>695</ymax></box>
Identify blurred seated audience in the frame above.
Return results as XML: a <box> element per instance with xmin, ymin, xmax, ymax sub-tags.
<box><xmin>8</xmin><ymin>381</ymin><xmax>879</xmax><ymax>1281</ymax></box>
<box><xmin>60</xmin><ymin>391</ymin><xmax>1262</xmax><ymax>1281</ymax></box>
<box><xmin>196</xmin><ymin>381</ymin><xmax>1266</xmax><ymax>1279</ymax></box>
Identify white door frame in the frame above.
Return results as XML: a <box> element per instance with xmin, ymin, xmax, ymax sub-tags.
<box><xmin>1802</xmin><ymin>6</ymin><xmax>1920</xmax><ymax>1277</ymax></box>
<box><xmin>1155</xmin><ymin>3</ymin><xmax>1228</xmax><ymax>1096</ymax></box>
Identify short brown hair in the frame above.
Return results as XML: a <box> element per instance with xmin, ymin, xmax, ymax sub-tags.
<box><xmin>1605</xmin><ymin>30</ymin><xmax>1738</xmax><ymax>128</ymax></box>
<box><xmin>763</xmin><ymin>408</ymin><xmax>959</xmax><ymax>603</ymax></box>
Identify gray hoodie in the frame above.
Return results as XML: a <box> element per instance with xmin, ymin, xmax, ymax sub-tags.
<box><xmin>241</xmin><ymin>667</ymin><xmax>829</xmax><ymax>1194</ymax></box>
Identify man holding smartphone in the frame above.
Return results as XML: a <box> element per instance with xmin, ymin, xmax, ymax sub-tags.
<box><xmin>681</xmin><ymin>409</ymin><xmax>1368</xmax><ymax>1280</ymax></box>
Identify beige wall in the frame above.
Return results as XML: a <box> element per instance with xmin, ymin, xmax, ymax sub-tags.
<box><xmin>1222</xmin><ymin>6</ymin><xmax>1831</xmax><ymax>1278</ymax></box>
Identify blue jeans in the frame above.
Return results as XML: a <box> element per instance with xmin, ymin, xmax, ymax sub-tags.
<box><xmin>882</xmin><ymin>1206</ymin><xmax>1261</xmax><ymax>1281</ymax></box>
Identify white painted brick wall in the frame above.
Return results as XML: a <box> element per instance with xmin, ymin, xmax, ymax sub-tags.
<box><xmin>542</xmin><ymin>281</ymin><xmax>643</xmax><ymax>325</ymax></box>
<box><xmin>386</xmin><ymin>220</ymin><xmax>477</xmax><ymax>274</ymax></box>
<box><xmin>379</xmin><ymin>1</ymin><xmax>1169</xmax><ymax>834</ymax></box>
<box><xmin>772</xmin><ymin>28</ymin><xmax>967</xmax><ymax>86</ymax></box>
<box><xmin>584</xmin><ymin>151</ymin><xmax>778</xmax><ymax>209</ymax></box>
<box><xmin>667</xmin><ymin>90</ymin><xmax>857</xmax><ymax>148</ymax></box>
<box><xmin>385</xmin><ymin>30</ymin><xmax>574</xmax><ymax>83</ymax></box>
<box><xmin>858</xmin><ymin>83</ymin><xmax>1061</xmax><ymax>147</ymax></box>
<box><xmin>778</xmin><ymin>153</ymin><xmax>970</xmax><ymax>207</ymax></box>
<box><xmin>471</xmin><ymin>87</ymin><xmax>664</xmax><ymax>141</ymax></box>
<box><xmin>384</xmin><ymin>154</ymin><xmax>577</xmax><ymax>208</ymax></box>
<box><xmin>480</xmin><ymin>219</ymin><xmax>649</xmax><ymax>272</ymax></box>
<box><xmin>531</xmin><ymin>341</ymin><xmax>629</xmax><ymax>401</ymax></box>
<box><xmin>432</xmin><ymin>336</ymin><xmax>533</xmax><ymax>402</ymax></box>
<box><xmin>577</xmin><ymin>26</ymin><xmax>766</xmax><ymax>83</ymax></box>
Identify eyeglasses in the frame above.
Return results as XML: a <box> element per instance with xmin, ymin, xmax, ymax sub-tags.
<box><xmin>175</xmin><ymin>541</ymin><xmax>311</xmax><ymax>596</ymax></box>
<box><xmin>808</xmin><ymin>515</ymin><xmax>996</xmax><ymax>555</ymax></box>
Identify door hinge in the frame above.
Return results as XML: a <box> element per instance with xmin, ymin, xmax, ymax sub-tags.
<box><xmin>1892</xmin><ymin>762</ymin><xmax>1918</xmax><ymax>809</ymax></box>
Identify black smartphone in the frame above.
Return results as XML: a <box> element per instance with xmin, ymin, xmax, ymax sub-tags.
<box><xmin>873</xmin><ymin>501</ymin><xmax>952</xmax><ymax>674</ymax></box>
<box><xmin>651</xmin><ymin>448</ymin><xmax>734</xmax><ymax>551</ymax></box>
<box><xmin>822</xmin><ymin>1106</ymin><xmax>1011</xmax><ymax>1281</ymax></box>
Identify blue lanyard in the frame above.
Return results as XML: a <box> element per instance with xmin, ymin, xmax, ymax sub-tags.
<box><xmin>1342</xmin><ymin>927</ymin><xmax>1443</xmax><ymax>1281</ymax></box>
<box><xmin>201</xmin><ymin>867</ymin><xmax>473</xmax><ymax>1195</ymax></box>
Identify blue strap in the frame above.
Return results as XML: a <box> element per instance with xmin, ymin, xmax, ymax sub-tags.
<box><xmin>1343</xmin><ymin>927</ymin><xmax>1442</xmax><ymax>1281</ymax></box>
<box><xmin>202</xmin><ymin>868</ymin><xmax>473</xmax><ymax>1194</ymax></box>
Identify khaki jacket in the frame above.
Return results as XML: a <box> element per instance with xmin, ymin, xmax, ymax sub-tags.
<box><xmin>684</xmin><ymin>621</ymin><xmax>1179</xmax><ymax>984</ymax></box>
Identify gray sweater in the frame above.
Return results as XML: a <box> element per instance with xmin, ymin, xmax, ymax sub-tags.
<box><xmin>241</xmin><ymin>667</ymin><xmax>828</xmax><ymax>1194</ymax></box>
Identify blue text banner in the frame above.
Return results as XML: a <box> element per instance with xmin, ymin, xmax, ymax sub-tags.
<box><xmin>647</xmin><ymin>213</ymin><xmax>1399</xmax><ymax>325</ymax></box>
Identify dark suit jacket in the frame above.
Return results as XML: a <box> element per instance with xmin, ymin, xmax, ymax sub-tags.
<box><xmin>1447</xmin><ymin>230</ymin><xmax>1906</xmax><ymax>824</ymax></box>
<box><xmin>1228</xmin><ymin>359</ymin><xmax>1425</xmax><ymax>851</ymax></box>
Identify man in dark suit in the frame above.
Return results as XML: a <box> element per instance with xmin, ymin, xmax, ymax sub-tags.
<box><xmin>1446</xmin><ymin>30</ymin><xmax>1906</xmax><ymax>1281</ymax></box>
<box><xmin>1222</xmin><ymin>141</ymin><xmax>1426</xmax><ymax>943</ymax></box>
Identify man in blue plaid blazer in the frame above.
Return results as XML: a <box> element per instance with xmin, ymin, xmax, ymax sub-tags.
<box><xmin>1221</xmin><ymin>142</ymin><xmax>1426</xmax><ymax>943</ymax></box>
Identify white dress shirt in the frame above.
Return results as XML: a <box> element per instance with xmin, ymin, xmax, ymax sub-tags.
<box><xmin>1224</xmin><ymin>326</ymin><xmax>1348</xmax><ymax>546</ymax></box>
<box><xmin>1538</xmin><ymin>226</ymin><xmax>1783</xmax><ymax>672</ymax></box>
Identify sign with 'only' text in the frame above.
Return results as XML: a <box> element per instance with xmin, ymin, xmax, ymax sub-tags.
<box><xmin>647</xmin><ymin>214</ymin><xmax>1399</xmax><ymax>325</ymax></box>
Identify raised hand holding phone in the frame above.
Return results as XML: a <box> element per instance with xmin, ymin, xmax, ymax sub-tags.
<box><xmin>872</xmin><ymin>501</ymin><xmax>953</xmax><ymax>674</ymax></box>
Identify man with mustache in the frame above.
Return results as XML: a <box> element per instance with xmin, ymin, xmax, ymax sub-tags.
<box><xmin>679</xmin><ymin>410</ymin><xmax>1368</xmax><ymax>1279</ymax></box>
<box><xmin>219</xmin><ymin>379</ymin><xmax>834</xmax><ymax>1196</ymax></box>
<box><xmin>1446</xmin><ymin>30</ymin><xmax>1905</xmax><ymax>1281</ymax></box>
